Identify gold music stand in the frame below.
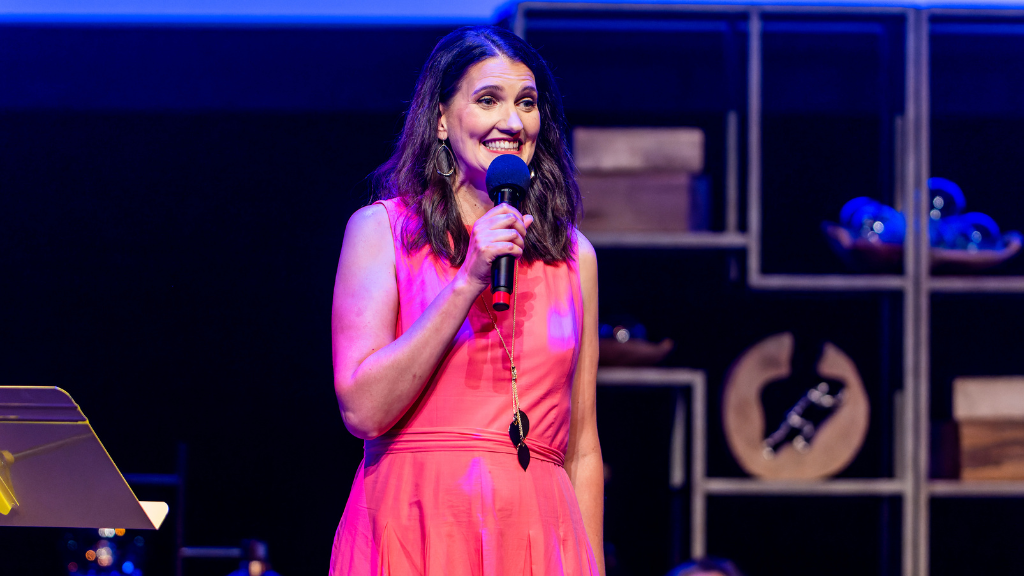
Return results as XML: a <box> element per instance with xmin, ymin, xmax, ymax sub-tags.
<box><xmin>0</xmin><ymin>386</ymin><xmax>167</xmax><ymax>529</ymax></box>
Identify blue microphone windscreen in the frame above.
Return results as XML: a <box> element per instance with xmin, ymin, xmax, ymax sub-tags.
<box><xmin>485</xmin><ymin>155</ymin><xmax>531</xmax><ymax>194</ymax></box>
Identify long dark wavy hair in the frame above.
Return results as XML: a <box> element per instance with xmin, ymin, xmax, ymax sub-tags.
<box><xmin>371</xmin><ymin>26</ymin><xmax>580</xmax><ymax>265</ymax></box>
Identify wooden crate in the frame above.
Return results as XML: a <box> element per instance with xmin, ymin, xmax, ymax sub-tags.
<box><xmin>573</xmin><ymin>127</ymin><xmax>706</xmax><ymax>234</ymax></box>
<box><xmin>578</xmin><ymin>173</ymin><xmax>694</xmax><ymax>233</ymax></box>
<box><xmin>573</xmin><ymin>127</ymin><xmax>704</xmax><ymax>173</ymax></box>
<box><xmin>959</xmin><ymin>422</ymin><xmax>1024</xmax><ymax>480</ymax></box>
<box><xmin>953</xmin><ymin>377</ymin><xmax>1024</xmax><ymax>480</ymax></box>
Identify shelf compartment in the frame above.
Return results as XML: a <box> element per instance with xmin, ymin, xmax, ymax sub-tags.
<box><xmin>704</xmin><ymin>477</ymin><xmax>906</xmax><ymax>496</ymax></box>
<box><xmin>595</xmin><ymin>366</ymin><xmax>707</xmax><ymax>557</ymax></box>
<box><xmin>757</xmin><ymin>11</ymin><xmax>907</xmax><ymax>277</ymax></box>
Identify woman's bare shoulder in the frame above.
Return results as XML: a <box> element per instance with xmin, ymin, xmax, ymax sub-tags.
<box><xmin>347</xmin><ymin>202</ymin><xmax>389</xmax><ymax>233</ymax></box>
<box><xmin>573</xmin><ymin>228</ymin><xmax>597</xmax><ymax>266</ymax></box>
<box><xmin>342</xmin><ymin>203</ymin><xmax>394</xmax><ymax>250</ymax></box>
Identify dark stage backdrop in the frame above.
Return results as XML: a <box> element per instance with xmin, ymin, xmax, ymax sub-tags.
<box><xmin>3</xmin><ymin>21</ymin><xmax>1023</xmax><ymax>576</ymax></box>
<box><xmin>1</xmin><ymin>110</ymin><xmax>400</xmax><ymax>575</ymax></box>
<box><xmin>0</xmin><ymin>24</ymin><xmax>454</xmax><ymax>576</ymax></box>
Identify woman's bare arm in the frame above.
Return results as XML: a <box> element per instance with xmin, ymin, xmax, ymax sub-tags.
<box><xmin>331</xmin><ymin>202</ymin><xmax>532</xmax><ymax>439</ymax></box>
<box><xmin>564</xmin><ymin>230</ymin><xmax>605</xmax><ymax>575</ymax></box>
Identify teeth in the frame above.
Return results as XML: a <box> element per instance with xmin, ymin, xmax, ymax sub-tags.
<box><xmin>485</xmin><ymin>140</ymin><xmax>519</xmax><ymax>151</ymax></box>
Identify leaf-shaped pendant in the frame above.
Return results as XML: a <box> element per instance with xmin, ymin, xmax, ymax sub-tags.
<box><xmin>508</xmin><ymin>410</ymin><xmax>531</xmax><ymax>447</ymax></box>
<box><xmin>517</xmin><ymin>442</ymin><xmax>531</xmax><ymax>471</ymax></box>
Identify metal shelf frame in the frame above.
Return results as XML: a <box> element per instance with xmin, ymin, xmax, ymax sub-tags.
<box><xmin>586</xmin><ymin>231</ymin><xmax>748</xmax><ymax>249</ymax></box>
<box><xmin>928</xmin><ymin>480</ymin><xmax>1024</xmax><ymax>498</ymax></box>
<box><xmin>705</xmin><ymin>477</ymin><xmax>906</xmax><ymax>496</ymax></box>
<box><xmin>917</xmin><ymin>8</ymin><xmax>1024</xmax><ymax>575</ymax></box>
<box><xmin>514</xmin><ymin>5</ymin><xmax>1024</xmax><ymax>575</ymax></box>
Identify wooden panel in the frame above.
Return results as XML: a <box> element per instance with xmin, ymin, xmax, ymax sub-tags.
<box><xmin>578</xmin><ymin>173</ymin><xmax>692</xmax><ymax>233</ymax></box>
<box><xmin>573</xmin><ymin>127</ymin><xmax>704</xmax><ymax>174</ymax></box>
<box><xmin>953</xmin><ymin>377</ymin><xmax>1024</xmax><ymax>421</ymax></box>
<box><xmin>960</xmin><ymin>421</ymin><xmax>1024</xmax><ymax>481</ymax></box>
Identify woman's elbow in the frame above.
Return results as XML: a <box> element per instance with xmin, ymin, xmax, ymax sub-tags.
<box><xmin>335</xmin><ymin>386</ymin><xmax>387</xmax><ymax>440</ymax></box>
<box><xmin>339</xmin><ymin>409</ymin><xmax>388</xmax><ymax>440</ymax></box>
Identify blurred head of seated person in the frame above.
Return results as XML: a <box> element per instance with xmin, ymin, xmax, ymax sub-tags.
<box><xmin>666</xmin><ymin>556</ymin><xmax>746</xmax><ymax>576</ymax></box>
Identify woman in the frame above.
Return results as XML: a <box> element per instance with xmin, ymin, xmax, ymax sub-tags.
<box><xmin>330</xmin><ymin>26</ymin><xmax>603</xmax><ymax>576</ymax></box>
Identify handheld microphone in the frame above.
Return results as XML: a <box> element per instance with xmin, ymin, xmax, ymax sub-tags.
<box><xmin>485</xmin><ymin>155</ymin><xmax>531</xmax><ymax>311</ymax></box>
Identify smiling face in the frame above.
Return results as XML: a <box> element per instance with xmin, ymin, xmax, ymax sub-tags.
<box><xmin>438</xmin><ymin>56</ymin><xmax>540</xmax><ymax>198</ymax></box>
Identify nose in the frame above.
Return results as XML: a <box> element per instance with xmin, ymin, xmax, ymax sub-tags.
<box><xmin>502</xmin><ymin>106</ymin><xmax>524</xmax><ymax>133</ymax></box>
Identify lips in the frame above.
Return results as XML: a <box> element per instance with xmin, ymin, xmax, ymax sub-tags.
<box><xmin>483</xmin><ymin>139</ymin><xmax>522</xmax><ymax>153</ymax></box>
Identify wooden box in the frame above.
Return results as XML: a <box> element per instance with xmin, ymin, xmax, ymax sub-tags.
<box><xmin>577</xmin><ymin>172</ymin><xmax>694</xmax><ymax>233</ymax></box>
<box><xmin>959</xmin><ymin>422</ymin><xmax>1024</xmax><ymax>480</ymax></box>
<box><xmin>573</xmin><ymin>127</ymin><xmax>706</xmax><ymax>234</ymax></box>
<box><xmin>953</xmin><ymin>376</ymin><xmax>1024</xmax><ymax>480</ymax></box>
<box><xmin>574</xmin><ymin>127</ymin><xmax>704</xmax><ymax>173</ymax></box>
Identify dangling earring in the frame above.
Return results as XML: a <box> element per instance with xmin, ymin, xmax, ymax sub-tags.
<box><xmin>530</xmin><ymin>166</ymin><xmax>536</xmax><ymax>180</ymax></box>
<box><xmin>435</xmin><ymin>141</ymin><xmax>456</xmax><ymax>177</ymax></box>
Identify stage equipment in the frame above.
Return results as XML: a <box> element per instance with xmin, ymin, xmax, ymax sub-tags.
<box><xmin>0</xmin><ymin>386</ymin><xmax>167</xmax><ymax>529</ymax></box>
<box><xmin>722</xmin><ymin>333</ymin><xmax>869</xmax><ymax>480</ymax></box>
<box><xmin>485</xmin><ymin>154</ymin><xmax>531</xmax><ymax>312</ymax></box>
<box><xmin>63</xmin><ymin>528</ymin><xmax>148</xmax><ymax>575</ymax></box>
<box><xmin>954</xmin><ymin>377</ymin><xmax>1024</xmax><ymax>480</ymax></box>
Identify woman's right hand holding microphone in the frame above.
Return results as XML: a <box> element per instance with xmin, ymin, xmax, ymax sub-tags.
<box><xmin>457</xmin><ymin>203</ymin><xmax>534</xmax><ymax>296</ymax></box>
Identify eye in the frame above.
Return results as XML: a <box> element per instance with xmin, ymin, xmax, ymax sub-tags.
<box><xmin>477</xmin><ymin>96</ymin><xmax>498</xmax><ymax>107</ymax></box>
<box><xmin>517</xmin><ymin>98</ymin><xmax>537</xmax><ymax>111</ymax></box>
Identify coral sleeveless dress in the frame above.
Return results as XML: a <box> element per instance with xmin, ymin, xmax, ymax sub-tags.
<box><xmin>329</xmin><ymin>198</ymin><xmax>598</xmax><ymax>576</ymax></box>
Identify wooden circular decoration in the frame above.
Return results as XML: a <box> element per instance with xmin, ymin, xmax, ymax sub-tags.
<box><xmin>722</xmin><ymin>332</ymin><xmax>870</xmax><ymax>480</ymax></box>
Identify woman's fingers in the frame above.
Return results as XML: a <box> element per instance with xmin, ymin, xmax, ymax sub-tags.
<box><xmin>495</xmin><ymin>242</ymin><xmax>524</xmax><ymax>258</ymax></box>
<box><xmin>461</xmin><ymin>203</ymin><xmax>533</xmax><ymax>290</ymax></box>
<box><xmin>480</xmin><ymin>206</ymin><xmax>531</xmax><ymax>239</ymax></box>
<box><xmin>489</xmin><ymin>202</ymin><xmax>525</xmax><ymax>221</ymax></box>
<box><xmin>485</xmin><ymin>227</ymin><xmax>526</xmax><ymax>248</ymax></box>
<box><xmin>473</xmin><ymin>232</ymin><xmax>524</xmax><ymax>259</ymax></box>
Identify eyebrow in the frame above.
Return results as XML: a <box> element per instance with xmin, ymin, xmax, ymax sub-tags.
<box><xmin>471</xmin><ymin>84</ymin><xmax>539</xmax><ymax>96</ymax></box>
<box><xmin>472</xmin><ymin>84</ymin><xmax>504</xmax><ymax>96</ymax></box>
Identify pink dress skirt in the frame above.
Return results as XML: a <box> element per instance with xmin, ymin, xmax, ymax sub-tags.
<box><xmin>329</xmin><ymin>198</ymin><xmax>598</xmax><ymax>576</ymax></box>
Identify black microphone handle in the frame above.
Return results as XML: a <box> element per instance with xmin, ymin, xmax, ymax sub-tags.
<box><xmin>492</xmin><ymin>254</ymin><xmax>515</xmax><ymax>311</ymax></box>
<box><xmin>491</xmin><ymin>186</ymin><xmax>517</xmax><ymax>311</ymax></box>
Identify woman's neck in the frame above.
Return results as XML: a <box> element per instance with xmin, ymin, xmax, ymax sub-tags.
<box><xmin>454</xmin><ymin>179</ymin><xmax>494</xmax><ymax>226</ymax></box>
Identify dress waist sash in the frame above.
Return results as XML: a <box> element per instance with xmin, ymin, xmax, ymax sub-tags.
<box><xmin>365</xmin><ymin>427</ymin><xmax>565</xmax><ymax>467</ymax></box>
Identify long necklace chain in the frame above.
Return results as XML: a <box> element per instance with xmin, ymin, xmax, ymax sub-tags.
<box><xmin>480</xmin><ymin>261</ymin><xmax>524</xmax><ymax>444</ymax></box>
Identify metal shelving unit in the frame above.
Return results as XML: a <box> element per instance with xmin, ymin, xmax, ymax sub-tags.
<box><xmin>917</xmin><ymin>8</ymin><xmax>1024</xmax><ymax>576</ymax></box>
<box><xmin>515</xmin><ymin>5</ymin><xmax>919</xmax><ymax>574</ymax></box>
<box><xmin>514</xmin><ymin>4</ymin><xmax>1024</xmax><ymax>575</ymax></box>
